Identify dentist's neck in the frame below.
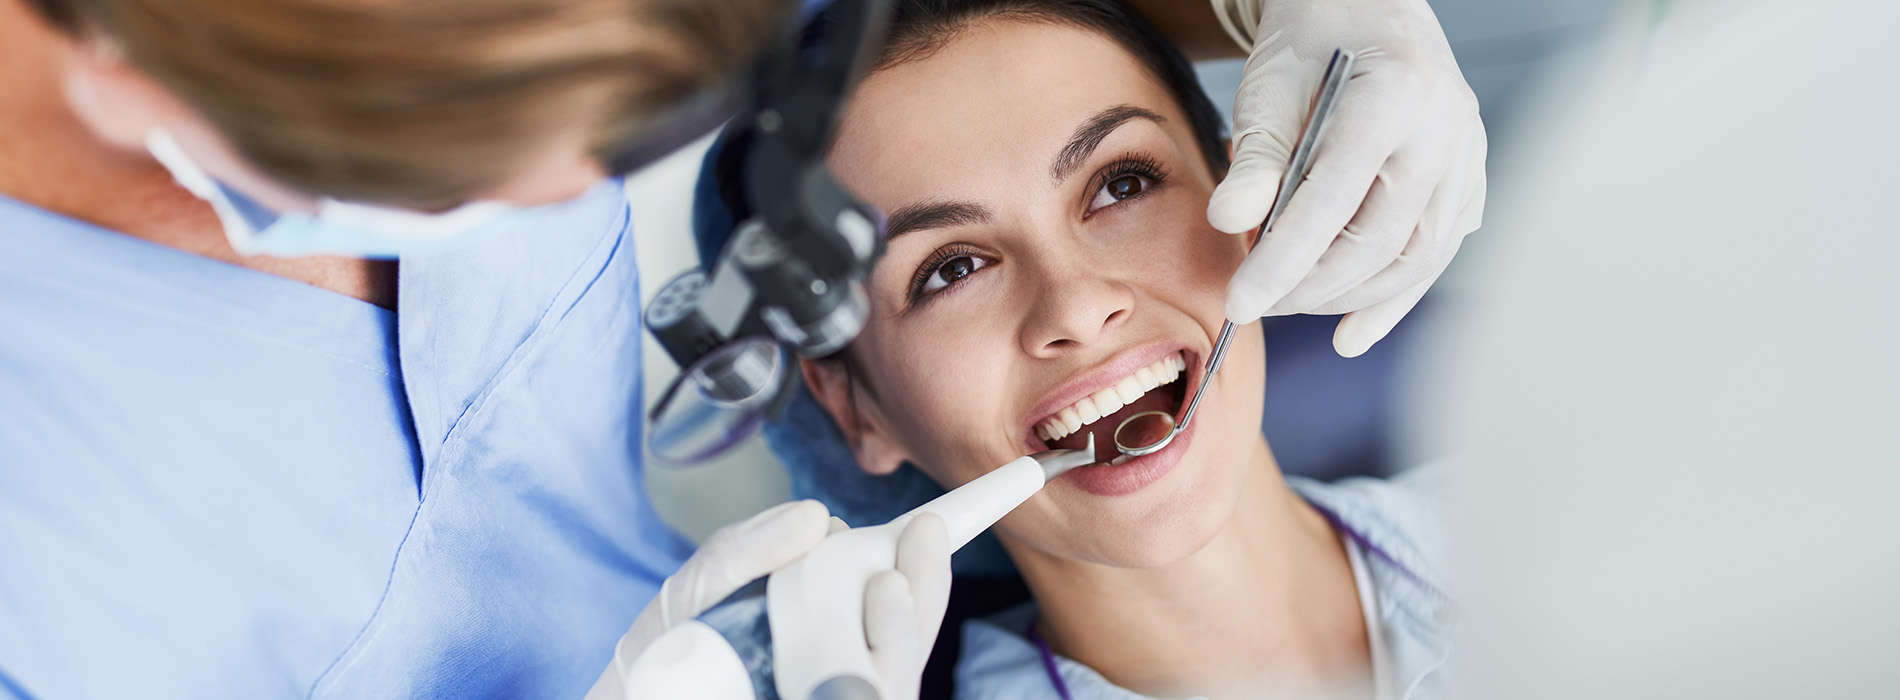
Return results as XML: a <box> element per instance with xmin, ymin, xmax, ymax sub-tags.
<box><xmin>0</xmin><ymin>1</ymin><xmax>395</xmax><ymax>308</ymax></box>
<box><xmin>1001</xmin><ymin>438</ymin><xmax>1369</xmax><ymax>699</ymax></box>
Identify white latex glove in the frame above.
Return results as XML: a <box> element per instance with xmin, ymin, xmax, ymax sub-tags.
<box><xmin>586</xmin><ymin>500</ymin><xmax>828</xmax><ymax>700</ymax></box>
<box><xmin>585</xmin><ymin>501</ymin><xmax>951</xmax><ymax>700</ymax></box>
<box><xmin>861</xmin><ymin>512</ymin><xmax>951</xmax><ymax>700</ymax></box>
<box><xmin>1210</xmin><ymin>0</ymin><xmax>1488</xmax><ymax>357</ymax></box>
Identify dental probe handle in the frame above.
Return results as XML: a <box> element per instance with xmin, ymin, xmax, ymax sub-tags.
<box><xmin>887</xmin><ymin>456</ymin><xmax>1044</xmax><ymax>551</ymax></box>
<box><xmin>886</xmin><ymin>433</ymin><xmax>1096</xmax><ymax>549</ymax></box>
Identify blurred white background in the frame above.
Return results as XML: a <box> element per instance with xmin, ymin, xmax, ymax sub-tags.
<box><xmin>1415</xmin><ymin>0</ymin><xmax>1900</xmax><ymax>695</ymax></box>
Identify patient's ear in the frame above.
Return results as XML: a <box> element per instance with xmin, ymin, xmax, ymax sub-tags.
<box><xmin>800</xmin><ymin>357</ymin><xmax>910</xmax><ymax>476</ymax></box>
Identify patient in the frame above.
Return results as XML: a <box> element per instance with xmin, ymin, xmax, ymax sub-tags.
<box><xmin>780</xmin><ymin>0</ymin><xmax>1453</xmax><ymax>697</ymax></box>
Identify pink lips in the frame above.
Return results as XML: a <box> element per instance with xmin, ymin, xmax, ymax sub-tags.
<box><xmin>1020</xmin><ymin>343</ymin><xmax>1196</xmax><ymax>454</ymax></box>
<box><xmin>1054</xmin><ymin>350</ymin><xmax>1207</xmax><ymax>497</ymax></box>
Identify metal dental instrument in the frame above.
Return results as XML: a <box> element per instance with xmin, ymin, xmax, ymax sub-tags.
<box><xmin>1113</xmin><ymin>48</ymin><xmax>1357</xmax><ymax>459</ymax></box>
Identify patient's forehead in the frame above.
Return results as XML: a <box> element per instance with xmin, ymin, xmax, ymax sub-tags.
<box><xmin>829</xmin><ymin>20</ymin><xmax>1185</xmax><ymax>209</ymax></box>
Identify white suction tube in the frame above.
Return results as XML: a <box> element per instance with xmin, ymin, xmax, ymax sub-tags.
<box><xmin>770</xmin><ymin>438</ymin><xmax>1095</xmax><ymax>700</ymax></box>
<box><xmin>621</xmin><ymin>438</ymin><xmax>1095</xmax><ymax>700</ymax></box>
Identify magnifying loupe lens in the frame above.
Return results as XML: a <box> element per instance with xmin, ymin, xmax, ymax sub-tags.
<box><xmin>648</xmin><ymin>337</ymin><xmax>785</xmax><ymax>466</ymax></box>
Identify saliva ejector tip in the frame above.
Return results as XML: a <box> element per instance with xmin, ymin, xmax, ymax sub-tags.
<box><xmin>1033</xmin><ymin>433</ymin><xmax>1098</xmax><ymax>481</ymax></box>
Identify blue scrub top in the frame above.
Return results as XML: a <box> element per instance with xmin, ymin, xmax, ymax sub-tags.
<box><xmin>0</xmin><ymin>181</ymin><xmax>692</xmax><ymax>699</ymax></box>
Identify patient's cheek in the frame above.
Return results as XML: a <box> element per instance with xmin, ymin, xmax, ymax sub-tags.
<box><xmin>1143</xmin><ymin>219</ymin><xmax>1239</xmax><ymax>296</ymax></box>
<box><xmin>880</xmin><ymin>368</ymin><xmax>984</xmax><ymax>485</ymax></box>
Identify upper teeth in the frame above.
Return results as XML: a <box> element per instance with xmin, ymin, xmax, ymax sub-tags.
<box><xmin>1036</xmin><ymin>353</ymin><xmax>1187</xmax><ymax>442</ymax></box>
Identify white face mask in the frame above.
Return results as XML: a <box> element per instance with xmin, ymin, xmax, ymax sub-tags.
<box><xmin>144</xmin><ymin>127</ymin><xmax>555</xmax><ymax>258</ymax></box>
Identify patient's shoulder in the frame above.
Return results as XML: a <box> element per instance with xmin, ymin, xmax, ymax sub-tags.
<box><xmin>956</xmin><ymin>603</ymin><xmax>1157</xmax><ymax>700</ymax></box>
<box><xmin>1287</xmin><ymin>464</ymin><xmax>1455</xmax><ymax>603</ymax></box>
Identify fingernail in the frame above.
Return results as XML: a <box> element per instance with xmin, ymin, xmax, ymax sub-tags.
<box><xmin>1334</xmin><ymin>328</ymin><xmax>1372</xmax><ymax>358</ymax></box>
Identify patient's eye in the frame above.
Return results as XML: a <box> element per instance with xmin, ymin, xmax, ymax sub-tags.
<box><xmin>1095</xmin><ymin>174</ymin><xmax>1147</xmax><ymax>208</ymax></box>
<box><xmin>1086</xmin><ymin>155</ymin><xmax>1169</xmax><ymax>216</ymax></box>
<box><xmin>922</xmin><ymin>255</ymin><xmax>987</xmax><ymax>293</ymax></box>
<box><xmin>908</xmin><ymin>243</ymin><xmax>994</xmax><ymax>305</ymax></box>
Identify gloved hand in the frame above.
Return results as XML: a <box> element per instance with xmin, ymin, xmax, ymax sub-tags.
<box><xmin>1210</xmin><ymin>0</ymin><xmax>1487</xmax><ymax>357</ymax></box>
<box><xmin>584</xmin><ymin>500</ymin><xmax>951</xmax><ymax>700</ymax></box>
<box><xmin>861</xmin><ymin>512</ymin><xmax>951</xmax><ymax>700</ymax></box>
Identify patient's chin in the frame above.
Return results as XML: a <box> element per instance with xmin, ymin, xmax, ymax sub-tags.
<box><xmin>1080</xmin><ymin>518</ymin><xmax>1227</xmax><ymax>569</ymax></box>
<box><xmin>1055</xmin><ymin>487</ymin><xmax>1237</xmax><ymax>569</ymax></box>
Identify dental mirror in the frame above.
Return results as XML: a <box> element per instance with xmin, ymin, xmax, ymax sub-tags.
<box><xmin>1113</xmin><ymin>48</ymin><xmax>1356</xmax><ymax>459</ymax></box>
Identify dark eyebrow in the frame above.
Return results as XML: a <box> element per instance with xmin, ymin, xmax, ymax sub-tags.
<box><xmin>1049</xmin><ymin>105</ymin><xmax>1167</xmax><ymax>183</ymax></box>
<box><xmin>879</xmin><ymin>105</ymin><xmax>1161</xmax><ymax>241</ymax></box>
<box><xmin>882</xmin><ymin>200</ymin><xmax>992</xmax><ymax>241</ymax></box>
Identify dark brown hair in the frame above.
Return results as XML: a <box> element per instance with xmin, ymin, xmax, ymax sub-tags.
<box><xmin>869</xmin><ymin>0</ymin><xmax>1229</xmax><ymax>179</ymax></box>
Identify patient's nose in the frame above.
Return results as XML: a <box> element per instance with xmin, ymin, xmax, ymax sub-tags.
<box><xmin>1017</xmin><ymin>258</ymin><xmax>1134</xmax><ymax>358</ymax></box>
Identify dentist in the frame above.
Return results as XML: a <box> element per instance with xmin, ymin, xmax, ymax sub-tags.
<box><xmin>0</xmin><ymin>0</ymin><xmax>1482</xmax><ymax>698</ymax></box>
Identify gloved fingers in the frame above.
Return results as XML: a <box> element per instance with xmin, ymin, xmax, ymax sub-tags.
<box><xmin>624</xmin><ymin>499</ymin><xmax>830</xmax><ymax>652</ymax></box>
<box><xmin>828</xmin><ymin>516</ymin><xmax>851</xmax><ymax>535</ymax></box>
<box><xmin>1301</xmin><ymin>118</ymin><xmax>1484</xmax><ymax>317</ymax></box>
<box><xmin>1209</xmin><ymin>0</ymin><xmax>1483</xmax><ymax>351</ymax></box>
<box><xmin>1430</xmin><ymin>117</ymin><xmax>1488</xmax><ymax>243</ymax></box>
<box><xmin>1221</xmin><ymin>75</ymin><xmax>1423</xmax><ymax>323</ymax></box>
<box><xmin>862</xmin><ymin>514</ymin><xmax>949</xmax><ymax>700</ymax></box>
<box><xmin>1450</xmin><ymin>128</ymin><xmax>1489</xmax><ymax>237</ymax></box>
<box><xmin>1332</xmin><ymin>255</ymin><xmax>1447</xmax><ymax>359</ymax></box>
<box><xmin>863</xmin><ymin>569</ymin><xmax>922</xmax><ymax>698</ymax></box>
<box><xmin>1265</xmin><ymin>142</ymin><xmax>1447</xmax><ymax>315</ymax></box>
<box><xmin>1209</xmin><ymin>41</ymin><xmax>1329</xmax><ymax>235</ymax></box>
<box><xmin>683</xmin><ymin>499</ymin><xmax>832</xmax><ymax>608</ymax></box>
<box><xmin>894</xmin><ymin>512</ymin><xmax>951</xmax><ymax>643</ymax></box>
<box><xmin>1208</xmin><ymin>133</ymin><xmax>1292</xmax><ymax>235</ymax></box>
<box><xmin>1301</xmin><ymin>234</ymin><xmax>1431</xmax><ymax>318</ymax></box>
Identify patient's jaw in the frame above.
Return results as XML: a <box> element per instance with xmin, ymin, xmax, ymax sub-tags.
<box><xmin>810</xmin><ymin>20</ymin><xmax>1268</xmax><ymax>568</ymax></box>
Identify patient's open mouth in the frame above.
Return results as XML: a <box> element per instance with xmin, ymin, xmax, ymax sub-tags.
<box><xmin>1037</xmin><ymin>352</ymin><xmax>1188</xmax><ymax>463</ymax></box>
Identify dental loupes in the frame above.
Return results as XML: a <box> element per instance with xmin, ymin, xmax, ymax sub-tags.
<box><xmin>1113</xmin><ymin>48</ymin><xmax>1356</xmax><ymax>459</ymax></box>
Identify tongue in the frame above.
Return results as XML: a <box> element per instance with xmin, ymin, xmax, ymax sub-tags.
<box><xmin>1051</xmin><ymin>387</ymin><xmax>1178</xmax><ymax>464</ymax></box>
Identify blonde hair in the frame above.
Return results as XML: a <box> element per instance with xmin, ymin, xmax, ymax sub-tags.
<box><xmin>31</xmin><ymin>0</ymin><xmax>782</xmax><ymax>208</ymax></box>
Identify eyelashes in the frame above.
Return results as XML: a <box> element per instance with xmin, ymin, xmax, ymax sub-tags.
<box><xmin>1085</xmin><ymin>153</ymin><xmax>1170</xmax><ymax>216</ymax></box>
<box><xmin>903</xmin><ymin>153</ymin><xmax>1172</xmax><ymax>307</ymax></box>
<box><xmin>908</xmin><ymin>243</ymin><xmax>989</xmax><ymax>303</ymax></box>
